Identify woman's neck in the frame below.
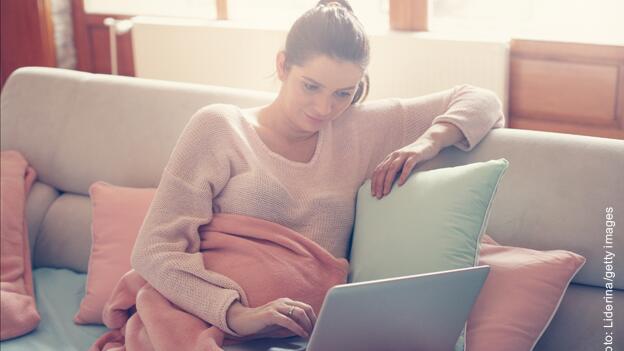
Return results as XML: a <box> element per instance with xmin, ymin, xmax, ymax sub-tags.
<box><xmin>257</xmin><ymin>101</ymin><xmax>317</xmax><ymax>144</ymax></box>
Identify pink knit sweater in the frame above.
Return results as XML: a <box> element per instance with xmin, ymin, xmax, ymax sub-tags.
<box><xmin>130</xmin><ymin>84</ymin><xmax>505</xmax><ymax>336</ymax></box>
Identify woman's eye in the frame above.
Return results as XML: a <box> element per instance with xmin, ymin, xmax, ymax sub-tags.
<box><xmin>335</xmin><ymin>91</ymin><xmax>352</xmax><ymax>98</ymax></box>
<box><xmin>303</xmin><ymin>82</ymin><xmax>318</xmax><ymax>92</ymax></box>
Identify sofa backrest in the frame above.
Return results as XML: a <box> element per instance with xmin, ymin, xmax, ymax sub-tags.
<box><xmin>1</xmin><ymin>67</ymin><xmax>275</xmax><ymax>273</ymax></box>
<box><xmin>2</xmin><ymin>67</ymin><xmax>623</xmax><ymax>291</ymax></box>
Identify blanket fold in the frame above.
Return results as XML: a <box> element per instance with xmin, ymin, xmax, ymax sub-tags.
<box><xmin>90</xmin><ymin>213</ymin><xmax>349</xmax><ymax>351</ymax></box>
<box><xmin>1</xmin><ymin>150</ymin><xmax>40</xmax><ymax>340</ymax></box>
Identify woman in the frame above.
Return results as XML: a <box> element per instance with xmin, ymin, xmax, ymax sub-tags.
<box><xmin>130</xmin><ymin>0</ymin><xmax>504</xmax><ymax>343</ymax></box>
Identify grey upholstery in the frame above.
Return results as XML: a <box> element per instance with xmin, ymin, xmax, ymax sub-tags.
<box><xmin>2</xmin><ymin>67</ymin><xmax>275</xmax><ymax>272</ymax></box>
<box><xmin>2</xmin><ymin>67</ymin><xmax>622</xmax><ymax>350</ymax></box>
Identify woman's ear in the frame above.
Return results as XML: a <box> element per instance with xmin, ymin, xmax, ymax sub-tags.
<box><xmin>276</xmin><ymin>51</ymin><xmax>287</xmax><ymax>81</ymax></box>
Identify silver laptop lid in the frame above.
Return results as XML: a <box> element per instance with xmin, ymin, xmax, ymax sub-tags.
<box><xmin>306</xmin><ymin>265</ymin><xmax>490</xmax><ymax>351</ymax></box>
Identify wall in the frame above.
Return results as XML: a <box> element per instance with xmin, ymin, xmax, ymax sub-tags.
<box><xmin>131</xmin><ymin>16</ymin><xmax>510</xmax><ymax>113</ymax></box>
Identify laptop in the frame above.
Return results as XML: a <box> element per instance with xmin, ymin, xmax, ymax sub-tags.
<box><xmin>225</xmin><ymin>265</ymin><xmax>490</xmax><ymax>351</ymax></box>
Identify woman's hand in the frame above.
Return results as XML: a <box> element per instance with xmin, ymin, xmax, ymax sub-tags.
<box><xmin>371</xmin><ymin>137</ymin><xmax>441</xmax><ymax>199</ymax></box>
<box><xmin>226</xmin><ymin>298</ymin><xmax>317</xmax><ymax>339</ymax></box>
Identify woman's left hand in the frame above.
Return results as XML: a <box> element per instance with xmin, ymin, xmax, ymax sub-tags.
<box><xmin>370</xmin><ymin>137</ymin><xmax>441</xmax><ymax>199</ymax></box>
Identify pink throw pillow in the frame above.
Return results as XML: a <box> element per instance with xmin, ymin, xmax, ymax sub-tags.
<box><xmin>74</xmin><ymin>182</ymin><xmax>155</xmax><ymax>324</ymax></box>
<box><xmin>468</xmin><ymin>234</ymin><xmax>586</xmax><ymax>350</ymax></box>
<box><xmin>1</xmin><ymin>150</ymin><xmax>41</xmax><ymax>340</ymax></box>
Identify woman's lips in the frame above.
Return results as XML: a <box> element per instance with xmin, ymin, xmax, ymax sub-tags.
<box><xmin>305</xmin><ymin>113</ymin><xmax>325</xmax><ymax>123</ymax></box>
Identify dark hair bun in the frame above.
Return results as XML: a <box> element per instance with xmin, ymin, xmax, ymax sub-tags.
<box><xmin>316</xmin><ymin>0</ymin><xmax>353</xmax><ymax>13</ymax></box>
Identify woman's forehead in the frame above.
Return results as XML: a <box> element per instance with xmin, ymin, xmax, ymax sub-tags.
<box><xmin>294</xmin><ymin>55</ymin><xmax>363</xmax><ymax>89</ymax></box>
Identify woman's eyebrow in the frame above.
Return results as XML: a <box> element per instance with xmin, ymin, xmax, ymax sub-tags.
<box><xmin>302</xmin><ymin>76</ymin><xmax>356</xmax><ymax>90</ymax></box>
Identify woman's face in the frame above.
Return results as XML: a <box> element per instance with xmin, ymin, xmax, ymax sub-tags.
<box><xmin>277</xmin><ymin>53</ymin><xmax>364</xmax><ymax>133</ymax></box>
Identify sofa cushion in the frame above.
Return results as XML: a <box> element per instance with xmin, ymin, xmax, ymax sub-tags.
<box><xmin>74</xmin><ymin>182</ymin><xmax>156</xmax><ymax>325</ymax></box>
<box><xmin>0</xmin><ymin>268</ymin><xmax>108</xmax><ymax>351</ymax></box>
<box><xmin>33</xmin><ymin>193</ymin><xmax>92</xmax><ymax>273</ymax></box>
<box><xmin>0</xmin><ymin>150</ymin><xmax>40</xmax><ymax>340</ymax></box>
<box><xmin>467</xmin><ymin>237</ymin><xmax>586</xmax><ymax>350</ymax></box>
<box><xmin>25</xmin><ymin>181</ymin><xmax>59</xmax><ymax>266</ymax></box>
<box><xmin>534</xmin><ymin>283</ymin><xmax>624</xmax><ymax>350</ymax></box>
<box><xmin>349</xmin><ymin>158</ymin><xmax>509</xmax><ymax>281</ymax></box>
<box><xmin>349</xmin><ymin>158</ymin><xmax>509</xmax><ymax>351</ymax></box>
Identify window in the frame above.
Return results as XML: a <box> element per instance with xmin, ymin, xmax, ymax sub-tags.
<box><xmin>83</xmin><ymin>0</ymin><xmax>622</xmax><ymax>43</ymax></box>
<box><xmin>83</xmin><ymin>0</ymin><xmax>217</xmax><ymax>18</ymax></box>
<box><xmin>227</xmin><ymin>0</ymin><xmax>389</xmax><ymax>30</ymax></box>
<box><xmin>431</xmin><ymin>0</ymin><xmax>623</xmax><ymax>43</ymax></box>
<box><xmin>84</xmin><ymin>0</ymin><xmax>389</xmax><ymax>29</ymax></box>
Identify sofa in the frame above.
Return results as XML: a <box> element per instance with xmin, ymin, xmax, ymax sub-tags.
<box><xmin>1</xmin><ymin>66</ymin><xmax>622</xmax><ymax>351</ymax></box>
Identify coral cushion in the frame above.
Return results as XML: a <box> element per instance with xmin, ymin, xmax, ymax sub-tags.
<box><xmin>73</xmin><ymin>182</ymin><xmax>155</xmax><ymax>324</ymax></box>
<box><xmin>1</xmin><ymin>150</ymin><xmax>40</xmax><ymax>340</ymax></box>
<box><xmin>467</xmin><ymin>234</ymin><xmax>586</xmax><ymax>350</ymax></box>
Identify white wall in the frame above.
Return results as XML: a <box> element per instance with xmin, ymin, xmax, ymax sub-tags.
<box><xmin>131</xmin><ymin>16</ymin><xmax>509</xmax><ymax>112</ymax></box>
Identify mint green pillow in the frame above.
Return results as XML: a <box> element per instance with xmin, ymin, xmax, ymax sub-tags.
<box><xmin>349</xmin><ymin>158</ymin><xmax>509</xmax><ymax>351</ymax></box>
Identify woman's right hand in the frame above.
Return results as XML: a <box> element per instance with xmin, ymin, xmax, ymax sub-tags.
<box><xmin>225</xmin><ymin>297</ymin><xmax>317</xmax><ymax>339</ymax></box>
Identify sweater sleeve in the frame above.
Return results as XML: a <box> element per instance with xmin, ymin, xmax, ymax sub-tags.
<box><xmin>401</xmin><ymin>84</ymin><xmax>505</xmax><ymax>151</ymax></box>
<box><xmin>361</xmin><ymin>84</ymin><xmax>505</xmax><ymax>179</ymax></box>
<box><xmin>130</xmin><ymin>106</ymin><xmax>244</xmax><ymax>337</ymax></box>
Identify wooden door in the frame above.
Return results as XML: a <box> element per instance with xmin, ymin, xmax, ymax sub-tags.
<box><xmin>71</xmin><ymin>0</ymin><xmax>134</xmax><ymax>76</ymax></box>
<box><xmin>0</xmin><ymin>0</ymin><xmax>56</xmax><ymax>90</ymax></box>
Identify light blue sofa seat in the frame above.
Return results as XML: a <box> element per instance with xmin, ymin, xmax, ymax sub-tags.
<box><xmin>0</xmin><ymin>268</ymin><xmax>108</xmax><ymax>351</ymax></box>
<box><xmin>0</xmin><ymin>269</ymin><xmax>307</xmax><ymax>351</ymax></box>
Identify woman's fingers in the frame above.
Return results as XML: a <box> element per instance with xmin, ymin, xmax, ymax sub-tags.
<box><xmin>278</xmin><ymin>304</ymin><xmax>313</xmax><ymax>335</ymax></box>
<box><xmin>271</xmin><ymin>310</ymin><xmax>309</xmax><ymax>338</ymax></box>
<box><xmin>371</xmin><ymin>161</ymin><xmax>383</xmax><ymax>197</ymax></box>
<box><xmin>289</xmin><ymin>306</ymin><xmax>313</xmax><ymax>334</ymax></box>
<box><xmin>371</xmin><ymin>138</ymin><xmax>443</xmax><ymax>198</ymax></box>
<box><xmin>284</xmin><ymin>300</ymin><xmax>317</xmax><ymax>329</ymax></box>
<box><xmin>372</xmin><ymin>154</ymin><xmax>405</xmax><ymax>198</ymax></box>
<box><xmin>382</xmin><ymin>157</ymin><xmax>405</xmax><ymax>195</ymax></box>
<box><xmin>227</xmin><ymin>298</ymin><xmax>318</xmax><ymax>339</ymax></box>
<box><xmin>398</xmin><ymin>155</ymin><xmax>420</xmax><ymax>186</ymax></box>
<box><xmin>252</xmin><ymin>298</ymin><xmax>315</xmax><ymax>339</ymax></box>
<box><xmin>372</xmin><ymin>154</ymin><xmax>394</xmax><ymax>198</ymax></box>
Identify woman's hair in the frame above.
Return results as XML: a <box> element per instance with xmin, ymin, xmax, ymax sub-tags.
<box><xmin>284</xmin><ymin>0</ymin><xmax>370</xmax><ymax>104</ymax></box>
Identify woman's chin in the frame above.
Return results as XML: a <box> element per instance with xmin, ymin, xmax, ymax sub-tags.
<box><xmin>303</xmin><ymin>114</ymin><xmax>326</xmax><ymax>130</ymax></box>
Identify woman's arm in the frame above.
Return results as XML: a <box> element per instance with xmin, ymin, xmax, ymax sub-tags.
<box><xmin>364</xmin><ymin>84</ymin><xmax>505</xmax><ymax>197</ymax></box>
<box><xmin>423</xmin><ymin>122</ymin><xmax>465</xmax><ymax>150</ymax></box>
<box><xmin>130</xmin><ymin>108</ymin><xmax>243</xmax><ymax>336</ymax></box>
<box><xmin>400</xmin><ymin>84</ymin><xmax>505</xmax><ymax>152</ymax></box>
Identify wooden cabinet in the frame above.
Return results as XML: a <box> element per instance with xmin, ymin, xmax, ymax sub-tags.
<box><xmin>509</xmin><ymin>40</ymin><xmax>624</xmax><ymax>139</ymax></box>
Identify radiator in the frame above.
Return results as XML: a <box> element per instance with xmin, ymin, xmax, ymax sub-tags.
<box><xmin>131</xmin><ymin>16</ymin><xmax>509</xmax><ymax>113</ymax></box>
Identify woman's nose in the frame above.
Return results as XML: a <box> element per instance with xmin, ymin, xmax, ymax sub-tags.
<box><xmin>312</xmin><ymin>96</ymin><xmax>332</xmax><ymax>117</ymax></box>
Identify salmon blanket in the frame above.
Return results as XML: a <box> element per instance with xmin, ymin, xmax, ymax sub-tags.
<box><xmin>90</xmin><ymin>213</ymin><xmax>349</xmax><ymax>350</ymax></box>
<box><xmin>0</xmin><ymin>150</ymin><xmax>40</xmax><ymax>340</ymax></box>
